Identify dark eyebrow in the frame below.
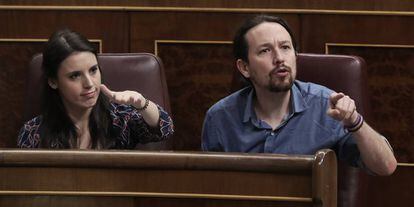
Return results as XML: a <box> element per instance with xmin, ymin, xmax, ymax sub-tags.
<box><xmin>66</xmin><ymin>70</ymin><xmax>80</xmax><ymax>77</ymax></box>
<box><xmin>279</xmin><ymin>40</ymin><xmax>292</xmax><ymax>45</ymax></box>
<box><xmin>89</xmin><ymin>64</ymin><xmax>99</xmax><ymax>70</ymax></box>
<box><xmin>256</xmin><ymin>43</ymin><xmax>273</xmax><ymax>50</ymax></box>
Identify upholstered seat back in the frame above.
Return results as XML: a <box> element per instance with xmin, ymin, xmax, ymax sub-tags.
<box><xmin>24</xmin><ymin>53</ymin><xmax>172</xmax><ymax>150</ymax></box>
<box><xmin>231</xmin><ymin>53</ymin><xmax>370</xmax><ymax>207</ymax></box>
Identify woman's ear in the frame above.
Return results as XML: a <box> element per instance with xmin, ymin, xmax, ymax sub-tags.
<box><xmin>236</xmin><ymin>59</ymin><xmax>250</xmax><ymax>79</ymax></box>
<box><xmin>48</xmin><ymin>78</ymin><xmax>58</xmax><ymax>89</ymax></box>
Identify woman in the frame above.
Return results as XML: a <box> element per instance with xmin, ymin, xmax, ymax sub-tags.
<box><xmin>18</xmin><ymin>29</ymin><xmax>174</xmax><ymax>149</ymax></box>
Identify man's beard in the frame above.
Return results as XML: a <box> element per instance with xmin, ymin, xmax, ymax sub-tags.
<box><xmin>268</xmin><ymin>69</ymin><xmax>294</xmax><ymax>92</ymax></box>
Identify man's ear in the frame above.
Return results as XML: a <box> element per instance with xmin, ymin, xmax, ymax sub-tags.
<box><xmin>48</xmin><ymin>78</ymin><xmax>58</xmax><ymax>89</ymax></box>
<box><xmin>236</xmin><ymin>59</ymin><xmax>250</xmax><ymax>79</ymax></box>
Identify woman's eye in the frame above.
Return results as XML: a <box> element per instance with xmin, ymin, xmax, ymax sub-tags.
<box><xmin>69</xmin><ymin>73</ymin><xmax>80</xmax><ymax>80</ymax></box>
<box><xmin>90</xmin><ymin>66</ymin><xmax>98</xmax><ymax>74</ymax></box>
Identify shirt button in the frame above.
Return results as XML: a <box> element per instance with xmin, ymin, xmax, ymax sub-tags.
<box><xmin>270</xmin><ymin>132</ymin><xmax>275</xmax><ymax>136</ymax></box>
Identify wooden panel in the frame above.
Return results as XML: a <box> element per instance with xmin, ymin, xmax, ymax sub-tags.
<box><xmin>2</xmin><ymin>0</ymin><xmax>414</xmax><ymax>12</ymax></box>
<box><xmin>130</xmin><ymin>12</ymin><xmax>301</xmax><ymax>53</ymax></box>
<box><xmin>0</xmin><ymin>196</ymin><xmax>310</xmax><ymax>207</ymax></box>
<box><xmin>157</xmin><ymin>42</ymin><xmax>234</xmax><ymax>150</ymax></box>
<box><xmin>300</xmin><ymin>15</ymin><xmax>414</xmax><ymax>53</ymax></box>
<box><xmin>0</xmin><ymin>41</ymin><xmax>44</xmax><ymax>147</ymax></box>
<box><xmin>327</xmin><ymin>45</ymin><xmax>414</xmax><ymax>163</ymax></box>
<box><xmin>0</xmin><ymin>149</ymin><xmax>337</xmax><ymax>207</ymax></box>
<box><xmin>0</xmin><ymin>10</ymin><xmax>128</xmax><ymax>52</ymax></box>
<box><xmin>362</xmin><ymin>165</ymin><xmax>414</xmax><ymax>207</ymax></box>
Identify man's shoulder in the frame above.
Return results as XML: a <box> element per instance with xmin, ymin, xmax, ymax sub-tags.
<box><xmin>206</xmin><ymin>86</ymin><xmax>251</xmax><ymax>116</ymax></box>
<box><xmin>294</xmin><ymin>80</ymin><xmax>334</xmax><ymax>100</ymax></box>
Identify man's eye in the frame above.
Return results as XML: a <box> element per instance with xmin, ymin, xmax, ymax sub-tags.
<box><xmin>281</xmin><ymin>45</ymin><xmax>291</xmax><ymax>50</ymax></box>
<box><xmin>260</xmin><ymin>48</ymin><xmax>270</xmax><ymax>54</ymax></box>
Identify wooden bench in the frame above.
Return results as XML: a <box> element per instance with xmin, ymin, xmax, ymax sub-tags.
<box><xmin>0</xmin><ymin>149</ymin><xmax>336</xmax><ymax>207</ymax></box>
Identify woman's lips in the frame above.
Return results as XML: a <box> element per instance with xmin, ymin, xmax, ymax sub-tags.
<box><xmin>81</xmin><ymin>90</ymin><xmax>96</xmax><ymax>98</ymax></box>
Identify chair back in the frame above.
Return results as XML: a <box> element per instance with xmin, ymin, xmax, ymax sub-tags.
<box><xmin>24</xmin><ymin>53</ymin><xmax>172</xmax><ymax>150</ymax></box>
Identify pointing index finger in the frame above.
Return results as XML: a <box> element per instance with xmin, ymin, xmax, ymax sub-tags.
<box><xmin>329</xmin><ymin>92</ymin><xmax>344</xmax><ymax>108</ymax></box>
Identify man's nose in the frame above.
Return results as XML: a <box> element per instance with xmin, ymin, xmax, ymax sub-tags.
<box><xmin>272</xmin><ymin>49</ymin><xmax>284</xmax><ymax>65</ymax></box>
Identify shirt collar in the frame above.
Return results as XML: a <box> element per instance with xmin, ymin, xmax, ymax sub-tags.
<box><xmin>242</xmin><ymin>81</ymin><xmax>308</xmax><ymax>123</ymax></box>
<box><xmin>243</xmin><ymin>87</ymin><xmax>256</xmax><ymax>123</ymax></box>
<box><xmin>291</xmin><ymin>82</ymin><xmax>308</xmax><ymax>113</ymax></box>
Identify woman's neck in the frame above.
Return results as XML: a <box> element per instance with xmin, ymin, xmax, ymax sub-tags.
<box><xmin>65</xmin><ymin>106</ymin><xmax>93</xmax><ymax>149</ymax></box>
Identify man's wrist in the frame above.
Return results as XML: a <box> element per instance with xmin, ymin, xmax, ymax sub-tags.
<box><xmin>345</xmin><ymin>114</ymin><xmax>364</xmax><ymax>132</ymax></box>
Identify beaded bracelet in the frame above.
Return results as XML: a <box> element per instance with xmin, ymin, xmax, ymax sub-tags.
<box><xmin>137</xmin><ymin>98</ymin><xmax>149</xmax><ymax>111</ymax></box>
<box><xmin>346</xmin><ymin>114</ymin><xmax>364</xmax><ymax>132</ymax></box>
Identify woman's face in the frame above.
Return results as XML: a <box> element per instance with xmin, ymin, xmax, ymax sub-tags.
<box><xmin>49</xmin><ymin>51</ymin><xmax>101</xmax><ymax>114</ymax></box>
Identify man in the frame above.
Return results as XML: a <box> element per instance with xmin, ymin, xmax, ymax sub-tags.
<box><xmin>201</xmin><ymin>15</ymin><xmax>396</xmax><ymax>175</ymax></box>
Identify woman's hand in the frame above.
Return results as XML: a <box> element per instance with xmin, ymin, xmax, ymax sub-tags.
<box><xmin>100</xmin><ymin>84</ymin><xmax>146</xmax><ymax>109</ymax></box>
<box><xmin>100</xmin><ymin>84</ymin><xmax>160</xmax><ymax>127</ymax></box>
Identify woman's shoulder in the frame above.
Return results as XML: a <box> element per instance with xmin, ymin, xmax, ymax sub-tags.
<box><xmin>21</xmin><ymin>116</ymin><xmax>43</xmax><ymax>130</ymax></box>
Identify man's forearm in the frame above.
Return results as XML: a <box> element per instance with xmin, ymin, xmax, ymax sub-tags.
<box><xmin>352</xmin><ymin>122</ymin><xmax>397</xmax><ymax>175</ymax></box>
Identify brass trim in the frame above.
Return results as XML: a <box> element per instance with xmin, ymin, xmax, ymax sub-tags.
<box><xmin>0</xmin><ymin>38</ymin><xmax>103</xmax><ymax>53</ymax></box>
<box><xmin>325</xmin><ymin>43</ymin><xmax>414</xmax><ymax>54</ymax></box>
<box><xmin>0</xmin><ymin>38</ymin><xmax>48</xmax><ymax>42</ymax></box>
<box><xmin>0</xmin><ymin>191</ymin><xmax>312</xmax><ymax>202</ymax></box>
<box><xmin>0</xmin><ymin>5</ymin><xmax>414</xmax><ymax>16</ymax></box>
<box><xmin>154</xmin><ymin>39</ymin><xmax>232</xmax><ymax>56</ymax></box>
<box><xmin>398</xmin><ymin>163</ymin><xmax>414</xmax><ymax>167</ymax></box>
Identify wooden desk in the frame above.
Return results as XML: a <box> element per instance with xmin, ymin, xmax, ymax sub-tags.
<box><xmin>0</xmin><ymin>149</ymin><xmax>336</xmax><ymax>207</ymax></box>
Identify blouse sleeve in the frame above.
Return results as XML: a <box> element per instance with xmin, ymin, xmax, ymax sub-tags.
<box><xmin>112</xmin><ymin>103</ymin><xmax>174</xmax><ymax>148</ymax></box>
<box><xmin>17</xmin><ymin>117</ymin><xmax>42</xmax><ymax>148</ymax></box>
<box><xmin>129</xmin><ymin>104</ymin><xmax>174</xmax><ymax>144</ymax></box>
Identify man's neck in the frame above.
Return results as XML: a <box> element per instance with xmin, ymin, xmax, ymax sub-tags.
<box><xmin>253</xmin><ymin>87</ymin><xmax>291</xmax><ymax>130</ymax></box>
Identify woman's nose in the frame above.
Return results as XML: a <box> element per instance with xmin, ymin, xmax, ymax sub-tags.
<box><xmin>83</xmin><ymin>75</ymin><xmax>93</xmax><ymax>88</ymax></box>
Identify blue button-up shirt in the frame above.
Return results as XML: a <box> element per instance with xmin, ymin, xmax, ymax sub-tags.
<box><xmin>202</xmin><ymin>80</ymin><xmax>362</xmax><ymax>167</ymax></box>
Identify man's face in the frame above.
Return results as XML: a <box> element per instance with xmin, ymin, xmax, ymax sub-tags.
<box><xmin>240</xmin><ymin>22</ymin><xmax>297</xmax><ymax>93</ymax></box>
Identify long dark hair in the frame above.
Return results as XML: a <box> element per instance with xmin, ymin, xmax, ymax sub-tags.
<box><xmin>40</xmin><ymin>28</ymin><xmax>112</xmax><ymax>148</ymax></box>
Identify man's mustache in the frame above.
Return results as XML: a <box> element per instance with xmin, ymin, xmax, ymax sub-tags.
<box><xmin>269</xmin><ymin>65</ymin><xmax>291</xmax><ymax>75</ymax></box>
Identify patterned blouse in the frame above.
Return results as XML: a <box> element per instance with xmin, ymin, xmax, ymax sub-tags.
<box><xmin>18</xmin><ymin>102</ymin><xmax>174</xmax><ymax>149</ymax></box>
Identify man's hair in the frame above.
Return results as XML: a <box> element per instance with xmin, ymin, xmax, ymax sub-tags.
<box><xmin>233</xmin><ymin>15</ymin><xmax>298</xmax><ymax>63</ymax></box>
